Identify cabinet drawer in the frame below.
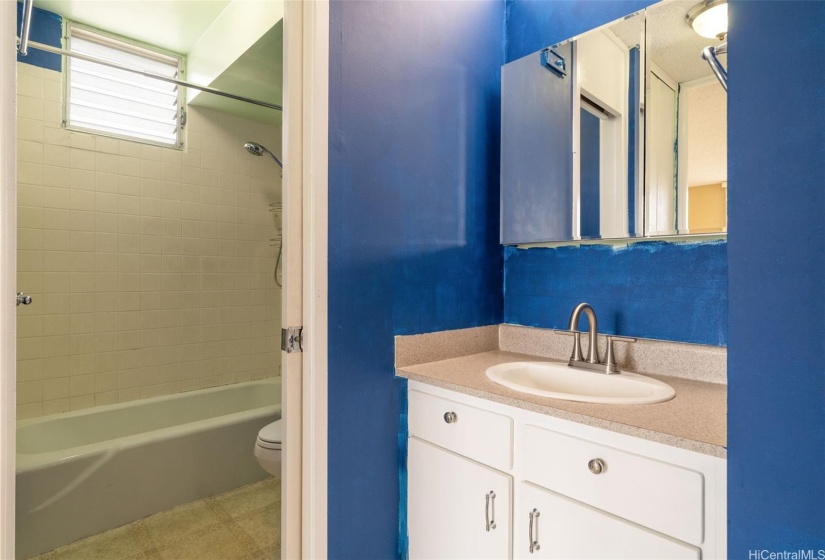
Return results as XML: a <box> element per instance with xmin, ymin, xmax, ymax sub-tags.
<box><xmin>522</xmin><ymin>425</ymin><xmax>704</xmax><ymax>546</ymax></box>
<box><xmin>408</xmin><ymin>390</ymin><xmax>512</xmax><ymax>470</ymax></box>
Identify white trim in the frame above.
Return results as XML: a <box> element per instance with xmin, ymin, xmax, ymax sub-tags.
<box><xmin>282</xmin><ymin>1</ymin><xmax>330</xmax><ymax>557</ymax></box>
<box><xmin>649</xmin><ymin>61</ymin><xmax>677</xmax><ymax>92</ymax></box>
<box><xmin>0</xmin><ymin>0</ymin><xmax>17</xmax><ymax>555</ymax></box>
<box><xmin>571</xmin><ymin>41</ymin><xmax>581</xmax><ymax>240</ymax></box>
<box><xmin>676</xmin><ymin>81</ymin><xmax>689</xmax><ymax>232</ymax></box>
<box><xmin>282</xmin><ymin>1</ymin><xmax>305</xmax><ymax>558</ymax></box>
<box><xmin>301</xmin><ymin>1</ymin><xmax>328</xmax><ymax>558</ymax></box>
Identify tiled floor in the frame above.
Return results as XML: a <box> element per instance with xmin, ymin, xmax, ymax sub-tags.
<box><xmin>30</xmin><ymin>477</ymin><xmax>280</xmax><ymax>560</ymax></box>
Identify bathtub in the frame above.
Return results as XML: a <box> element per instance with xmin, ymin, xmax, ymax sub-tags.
<box><xmin>16</xmin><ymin>379</ymin><xmax>280</xmax><ymax>559</ymax></box>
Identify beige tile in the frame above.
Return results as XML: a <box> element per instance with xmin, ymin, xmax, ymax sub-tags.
<box><xmin>144</xmin><ymin>500</ymin><xmax>221</xmax><ymax>548</ymax></box>
<box><xmin>234</xmin><ymin>505</ymin><xmax>280</xmax><ymax>551</ymax></box>
<box><xmin>214</xmin><ymin>478</ymin><xmax>280</xmax><ymax>519</ymax></box>
<box><xmin>16</xmin><ymin>102</ymin><xmax>284</xmax><ymax>419</ymax></box>
<box><xmin>157</xmin><ymin>525</ymin><xmax>251</xmax><ymax>560</ymax></box>
<box><xmin>50</xmin><ymin>524</ymin><xmax>143</xmax><ymax>560</ymax></box>
<box><xmin>251</xmin><ymin>543</ymin><xmax>281</xmax><ymax>560</ymax></box>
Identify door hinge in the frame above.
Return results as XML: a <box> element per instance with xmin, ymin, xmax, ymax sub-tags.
<box><xmin>281</xmin><ymin>326</ymin><xmax>303</xmax><ymax>353</ymax></box>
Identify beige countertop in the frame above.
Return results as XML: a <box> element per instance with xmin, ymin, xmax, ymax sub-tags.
<box><xmin>397</xmin><ymin>349</ymin><xmax>727</xmax><ymax>458</ymax></box>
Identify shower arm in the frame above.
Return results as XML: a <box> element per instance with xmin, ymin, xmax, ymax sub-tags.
<box><xmin>702</xmin><ymin>43</ymin><xmax>728</xmax><ymax>92</ymax></box>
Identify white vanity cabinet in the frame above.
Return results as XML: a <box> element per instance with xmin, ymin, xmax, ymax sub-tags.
<box><xmin>406</xmin><ymin>382</ymin><xmax>726</xmax><ymax>560</ymax></box>
<box><xmin>408</xmin><ymin>438</ymin><xmax>512</xmax><ymax>559</ymax></box>
<box><xmin>408</xmin><ymin>389</ymin><xmax>514</xmax><ymax>559</ymax></box>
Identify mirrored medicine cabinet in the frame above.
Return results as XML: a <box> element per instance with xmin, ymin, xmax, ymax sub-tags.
<box><xmin>500</xmin><ymin>0</ymin><xmax>728</xmax><ymax>244</ymax></box>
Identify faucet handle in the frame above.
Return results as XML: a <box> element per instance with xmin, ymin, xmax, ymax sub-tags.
<box><xmin>554</xmin><ymin>330</ymin><xmax>584</xmax><ymax>362</ymax></box>
<box><xmin>604</xmin><ymin>336</ymin><xmax>637</xmax><ymax>374</ymax></box>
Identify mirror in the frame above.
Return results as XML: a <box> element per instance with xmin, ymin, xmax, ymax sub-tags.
<box><xmin>646</xmin><ymin>0</ymin><xmax>728</xmax><ymax>235</ymax></box>
<box><xmin>500</xmin><ymin>0</ymin><xmax>728</xmax><ymax>244</ymax></box>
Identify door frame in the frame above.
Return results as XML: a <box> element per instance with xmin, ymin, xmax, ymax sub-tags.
<box><xmin>0</xmin><ymin>2</ymin><xmax>329</xmax><ymax>557</ymax></box>
<box><xmin>282</xmin><ymin>0</ymin><xmax>329</xmax><ymax>557</ymax></box>
<box><xmin>1</xmin><ymin>0</ymin><xmax>18</xmax><ymax>556</ymax></box>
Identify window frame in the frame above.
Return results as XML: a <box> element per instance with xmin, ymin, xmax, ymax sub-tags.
<box><xmin>62</xmin><ymin>21</ymin><xmax>187</xmax><ymax>150</ymax></box>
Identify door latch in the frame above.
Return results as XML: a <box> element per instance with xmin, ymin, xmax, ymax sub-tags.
<box><xmin>281</xmin><ymin>326</ymin><xmax>303</xmax><ymax>353</ymax></box>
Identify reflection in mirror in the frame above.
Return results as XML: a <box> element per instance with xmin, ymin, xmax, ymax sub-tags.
<box><xmin>645</xmin><ymin>0</ymin><xmax>728</xmax><ymax>235</ymax></box>
<box><xmin>500</xmin><ymin>12</ymin><xmax>645</xmax><ymax>243</ymax></box>
<box><xmin>500</xmin><ymin>0</ymin><xmax>728</xmax><ymax>244</ymax></box>
<box><xmin>576</xmin><ymin>13</ymin><xmax>645</xmax><ymax>240</ymax></box>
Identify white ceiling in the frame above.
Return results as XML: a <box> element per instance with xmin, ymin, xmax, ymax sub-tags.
<box><xmin>34</xmin><ymin>0</ymin><xmax>231</xmax><ymax>55</ymax></box>
<box><xmin>189</xmin><ymin>20</ymin><xmax>283</xmax><ymax>124</ymax></box>
<box><xmin>646</xmin><ymin>0</ymin><xmax>727</xmax><ymax>84</ymax></box>
<box><xmin>603</xmin><ymin>0</ymin><xmax>727</xmax><ymax>85</ymax></box>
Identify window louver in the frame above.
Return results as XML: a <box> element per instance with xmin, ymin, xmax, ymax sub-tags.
<box><xmin>66</xmin><ymin>27</ymin><xmax>183</xmax><ymax>146</ymax></box>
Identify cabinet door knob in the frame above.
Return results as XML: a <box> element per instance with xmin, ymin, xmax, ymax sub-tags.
<box><xmin>588</xmin><ymin>458</ymin><xmax>606</xmax><ymax>474</ymax></box>
<box><xmin>443</xmin><ymin>411</ymin><xmax>457</xmax><ymax>424</ymax></box>
<box><xmin>16</xmin><ymin>292</ymin><xmax>32</xmax><ymax>306</ymax></box>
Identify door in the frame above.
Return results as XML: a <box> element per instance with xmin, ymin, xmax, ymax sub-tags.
<box><xmin>646</xmin><ymin>69</ymin><xmax>678</xmax><ymax>236</ymax></box>
<box><xmin>515</xmin><ymin>482</ymin><xmax>700</xmax><ymax>560</ymax></box>
<box><xmin>501</xmin><ymin>42</ymin><xmax>574</xmax><ymax>243</ymax></box>
<box><xmin>408</xmin><ymin>437</ymin><xmax>512</xmax><ymax>560</ymax></box>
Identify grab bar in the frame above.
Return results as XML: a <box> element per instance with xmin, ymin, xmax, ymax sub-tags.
<box><xmin>17</xmin><ymin>0</ymin><xmax>34</xmax><ymax>56</ymax></box>
<box><xmin>702</xmin><ymin>42</ymin><xmax>728</xmax><ymax>91</ymax></box>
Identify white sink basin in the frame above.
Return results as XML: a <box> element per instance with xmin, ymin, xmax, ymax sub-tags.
<box><xmin>485</xmin><ymin>361</ymin><xmax>675</xmax><ymax>405</ymax></box>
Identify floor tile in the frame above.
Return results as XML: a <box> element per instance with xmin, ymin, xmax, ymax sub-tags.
<box><xmin>214</xmin><ymin>477</ymin><xmax>279</xmax><ymax>519</ymax></box>
<box><xmin>157</xmin><ymin>525</ymin><xmax>251</xmax><ymax>560</ymax></box>
<box><xmin>49</xmin><ymin>525</ymin><xmax>143</xmax><ymax>560</ymax></box>
<box><xmin>28</xmin><ymin>478</ymin><xmax>281</xmax><ymax>560</ymax></box>
<box><xmin>234</xmin><ymin>505</ymin><xmax>279</xmax><ymax>551</ymax></box>
<box><xmin>143</xmin><ymin>500</ymin><xmax>222</xmax><ymax>548</ymax></box>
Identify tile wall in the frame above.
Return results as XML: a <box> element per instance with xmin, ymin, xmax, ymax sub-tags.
<box><xmin>15</xmin><ymin>63</ymin><xmax>283</xmax><ymax>419</ymax></box>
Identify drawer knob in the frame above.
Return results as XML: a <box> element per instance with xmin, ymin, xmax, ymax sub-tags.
<box><xmin>443</xmin><ymin>411</ymin><xmax>458</xmax><ymax>424</ymax></box>
<box><xmin>588</xmin><ymin>458</ymin><xmax>606</xmax><ymax>474</ymax></box>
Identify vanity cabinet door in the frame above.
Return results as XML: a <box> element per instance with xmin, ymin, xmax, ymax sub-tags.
<box><xmin>515</xmin><ymin>482</ymin><xmax>700</xmax><ymax>560</ymax></box>
<box><xmin>408</xmin><ymin>437</ymin><xmax>512</xmax><ymax>560</ymax></box>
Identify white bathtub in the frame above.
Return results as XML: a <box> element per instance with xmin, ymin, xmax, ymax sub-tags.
<box><xmin>16</xmin><ymin>379</ymin><xmax>280</xmax><ymax>559</ymax></box>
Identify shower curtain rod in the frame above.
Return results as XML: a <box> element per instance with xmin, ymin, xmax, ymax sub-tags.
<box><xmin>17</xmin><ymin>39</ymin><xmax>284</xmax><ymax>112</ymax></box>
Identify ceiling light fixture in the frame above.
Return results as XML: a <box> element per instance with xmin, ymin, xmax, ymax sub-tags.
<box><xmin>686</xmin><ymin>0</ymin><xmax>728</xmax><ymax>40</ymax></box>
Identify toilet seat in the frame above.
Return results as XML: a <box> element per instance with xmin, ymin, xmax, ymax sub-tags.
<box><xmin>256</xmin><ymin>419</ymin><xmax>282</xmax><ymax>450</ymax></box>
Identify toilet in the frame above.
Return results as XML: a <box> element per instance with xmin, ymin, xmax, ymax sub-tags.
<box><xmin>254</xmin><ymin>419</ymin><xmax>282</xmax><ymax>476</ymax></box>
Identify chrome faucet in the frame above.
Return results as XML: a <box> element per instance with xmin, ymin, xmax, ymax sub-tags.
<box><xmin>557</xmin><ymin>303</ymin><xmax>636</xmax><ymax>375</ymax></box>
<box><xmin>568</xmin><ymin>303</ymin><xmax>600</xmax><ymax>365</ymax></box>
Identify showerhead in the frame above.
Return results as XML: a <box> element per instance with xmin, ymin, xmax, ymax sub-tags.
<box><xmin>243</xmin><ymin>142</ymin><xmax>283</xmax><ymax>168</ymax></box>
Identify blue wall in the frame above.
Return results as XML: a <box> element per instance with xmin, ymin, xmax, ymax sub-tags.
<box><xmin>15</xmin><ymin>3</ymin><xmax>62</xmax><ymax>71</ymax></box>
<box><xmin>328</xmin><ymin>1</ymin><xmax>504</xmax><ymax>557</ymax></box>
<box><xmin>504</xmin><ymin>242</ymin><xmax>727</xmax><ymax>346</ymax></box>
<box><xmin>727</xmin><ymin>0</ymin><xmax>825</xmax><ymax>553</ymax></box>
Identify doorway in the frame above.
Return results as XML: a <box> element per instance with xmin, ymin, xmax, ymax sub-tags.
<box><xmin>0</xmin><ymin>1</ymin><xmax>329</xmax><ymax>557</ymax></box>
